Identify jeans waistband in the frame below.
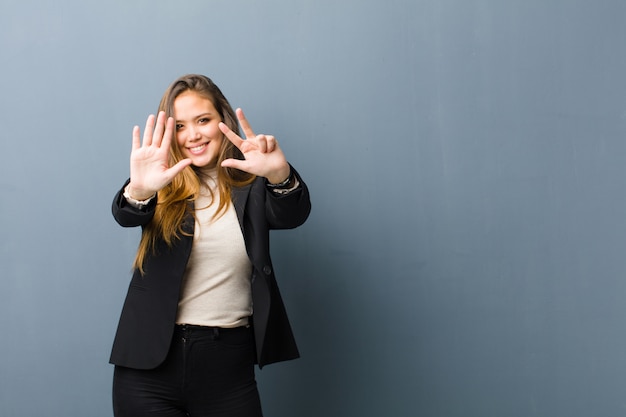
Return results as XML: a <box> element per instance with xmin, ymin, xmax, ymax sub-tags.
<box><xmin>174</xmin><ymin>323</ymin><xmax>250</xmax><ymax>340</ymax></box>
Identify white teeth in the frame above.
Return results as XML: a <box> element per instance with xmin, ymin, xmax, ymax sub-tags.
<box><xmin>190</xmin><ymin>144</ymin><xmax>206</xmax><ymax>151</ymax></box>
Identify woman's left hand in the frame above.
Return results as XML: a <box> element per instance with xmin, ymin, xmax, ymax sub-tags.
<box><xmin>219</xmin><ymin>108</ymin><xmax>291</xmax><ymax>184</ymax></box>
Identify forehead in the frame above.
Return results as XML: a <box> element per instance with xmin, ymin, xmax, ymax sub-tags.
<box><xmin>173</xmin><ymin>91</ymin><xmax>218</xmax><ymax>119</ymax></box>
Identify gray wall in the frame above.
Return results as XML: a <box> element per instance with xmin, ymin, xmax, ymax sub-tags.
<box><xmin>1</xmin><ymin>1</ymin><xmax>626</xmax><ymax>416</ymax></box>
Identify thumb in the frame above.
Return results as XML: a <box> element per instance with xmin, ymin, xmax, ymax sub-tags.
<box><xmin>165</xmin><ymin>158</ymin><xmax>192</xmax><ymax>180</ymax></box>
<box><xmin>172</xmin><ymin>158</ymin><xmax>192</xmax><ymax>172</ymax></box>
<box><xmin>221</xmin><ymin>158</ymin><xmax>247</xmax><ymax>171</ymax></box>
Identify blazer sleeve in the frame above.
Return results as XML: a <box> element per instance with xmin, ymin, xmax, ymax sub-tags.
<box><xmin>264</xmin><ymin>166</ymin><xmax>311</xmax><ymax>230</ymax></box>
<box><xmin>111</xmin><ymin>179</ymin><xmax>158</xmax><ymax>228</ymax></box>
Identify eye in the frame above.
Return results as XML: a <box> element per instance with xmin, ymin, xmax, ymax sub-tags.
<box><xmin>175</xmin><ymin>124</ymin><xmax>184</xmax><ymax>131</ymax></box>
<box><xmin>198</xmin><ymin>118</ymin><xmax>210</xmax><ymax>124</ymax></box>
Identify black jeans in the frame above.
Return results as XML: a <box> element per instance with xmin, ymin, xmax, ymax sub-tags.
<box><xmin>113</xmin><ymin>324</ymin><xmax>262</xmax><ymax>417</ymax></box>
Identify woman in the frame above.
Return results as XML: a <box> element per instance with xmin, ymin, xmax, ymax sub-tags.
<box><xmin>110</xmin><ymin>74</ymin><xmax>311</xmax><ymax>417</ymax></box>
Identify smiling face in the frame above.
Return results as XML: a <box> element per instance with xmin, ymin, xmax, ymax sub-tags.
<box><xmin>173</xmin><ymin>91</ymin><xmax>224</xmax><ymax>169</ymax></box>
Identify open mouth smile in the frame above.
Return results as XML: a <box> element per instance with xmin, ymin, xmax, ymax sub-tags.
<box><xmin>188</xmin><ymin>143</ymin><xmax>207</xmax><ymax>154</ymax></box>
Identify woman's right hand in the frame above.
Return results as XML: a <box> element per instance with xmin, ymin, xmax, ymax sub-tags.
<box><xmin>126</xmin><ymin>111</ymin><xmax>192</xmax><ymax>200</ymax></box>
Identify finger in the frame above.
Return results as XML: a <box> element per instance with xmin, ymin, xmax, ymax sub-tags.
<box><xmin>152</xmin><ymin>111</ymin><xmax>167</xmax><ymax>147</ymax></box>
<box><xmin>266</xmin><ymin>135</ymin><xmax>277</xmax><ymax>153</ymax></box>
<box><xmin>143</xmin><ymin>114</ymin><xmax>156</xmax><ymax>146</ymax></box>
<box><xmin>236</xmin><ymin>108</ymin><xmax>256</xmax><ymax>139</ymax></box>
<box><xmin>132</xmin><ymin>125</ymin><xmax>141</xmax><ymax>151</ymax></box>
<box><xmin>256</xmin><ymin>135</ymin><xmax>268</xmax><ymax>153</ymax></box>
<box><xmin>159</xmin><ymin>117</ymin><xmax>175</xmax><ymax>151</ymax></box>
<box><xmin>219</xmin><ymin>122</ymin><xmax>244</xmax><ymax>149</ymax></box>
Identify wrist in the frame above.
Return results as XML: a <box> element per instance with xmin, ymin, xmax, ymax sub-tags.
<box><xmin>126</xmin><ymin>184</ymin><xmax>155</xmax><ymax>201</ymax></box>
<box><xmin>267</xmin><ymin>172</ymin><xmax>292</xmax><ymax>188</ymax></box>
<box><xmin>123</xmin><ymin>185</ymin><xmax>156</xmax><ymax>209</ymax></box>
<box><xmin>267</xmin><ymin>166</ymin><xmax>292</xmax><ymax>185</ymax></box>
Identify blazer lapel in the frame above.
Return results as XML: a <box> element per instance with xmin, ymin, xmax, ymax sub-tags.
<box><xmin>231</xmin><ymin>183</ymin><xmax>252</xmax><ymax>232</ymax></box>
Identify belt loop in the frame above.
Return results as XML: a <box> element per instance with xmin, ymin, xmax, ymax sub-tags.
<box><xmin>213</xmin><ymin>327</ymin><xmax>220</xmax><ymax>340</ymax></box>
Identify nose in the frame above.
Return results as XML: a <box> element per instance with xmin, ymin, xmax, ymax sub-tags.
<box><xmin>188</xmin><ymin>125</ymin><xmax>201</xmax><ymax>141</ymax></box>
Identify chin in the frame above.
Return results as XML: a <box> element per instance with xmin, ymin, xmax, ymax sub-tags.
<box><xmin>192</xmin><ymin>159</ymin><xmax>218</xmax><ymax>169</ymax></box>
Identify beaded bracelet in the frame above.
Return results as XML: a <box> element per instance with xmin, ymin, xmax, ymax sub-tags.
<box><xmin>123</xmin><ymin>185</ymin><xmax>155</xmax><ymax>209</ymax></box>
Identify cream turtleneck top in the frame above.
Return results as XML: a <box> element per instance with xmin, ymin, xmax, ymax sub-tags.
<box><xmin>175</xmin><ymin>170</ymin><xmax>252</xmax><ymax>328</ymax></box>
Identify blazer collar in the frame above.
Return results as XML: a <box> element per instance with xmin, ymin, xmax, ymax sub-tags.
<box><xmin>185</xmin><ymin>183</ymin><xmax>252</xmax><ymax>233</ymax></box>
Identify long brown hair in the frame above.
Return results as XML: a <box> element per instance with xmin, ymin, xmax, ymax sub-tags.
<box><xmin>133</xmin><ymin>74</ymin><xmax>255</xmax><ymax>273</ymax></box>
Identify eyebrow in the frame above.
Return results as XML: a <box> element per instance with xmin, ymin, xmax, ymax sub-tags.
<box><xmin>176</xmin><ymin>112</ymin><xmax>215</xmax><ymax>123</ymax></box>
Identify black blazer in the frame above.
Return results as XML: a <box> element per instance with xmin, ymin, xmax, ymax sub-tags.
<box><xmin>109</xmin><ymin>167</ymin><xmax>311</xmax><ymax>370</ymax></box>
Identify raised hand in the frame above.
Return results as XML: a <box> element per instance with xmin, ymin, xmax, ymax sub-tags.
<box><xmin>219</xmin><ymin>108</ymin><xmax>291</xmax><ymax>184</ymax></box>
<box><xmin>127</xmin><ymin>111</ymin><xmax>192</xmax><ymax>200</ymax></box>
